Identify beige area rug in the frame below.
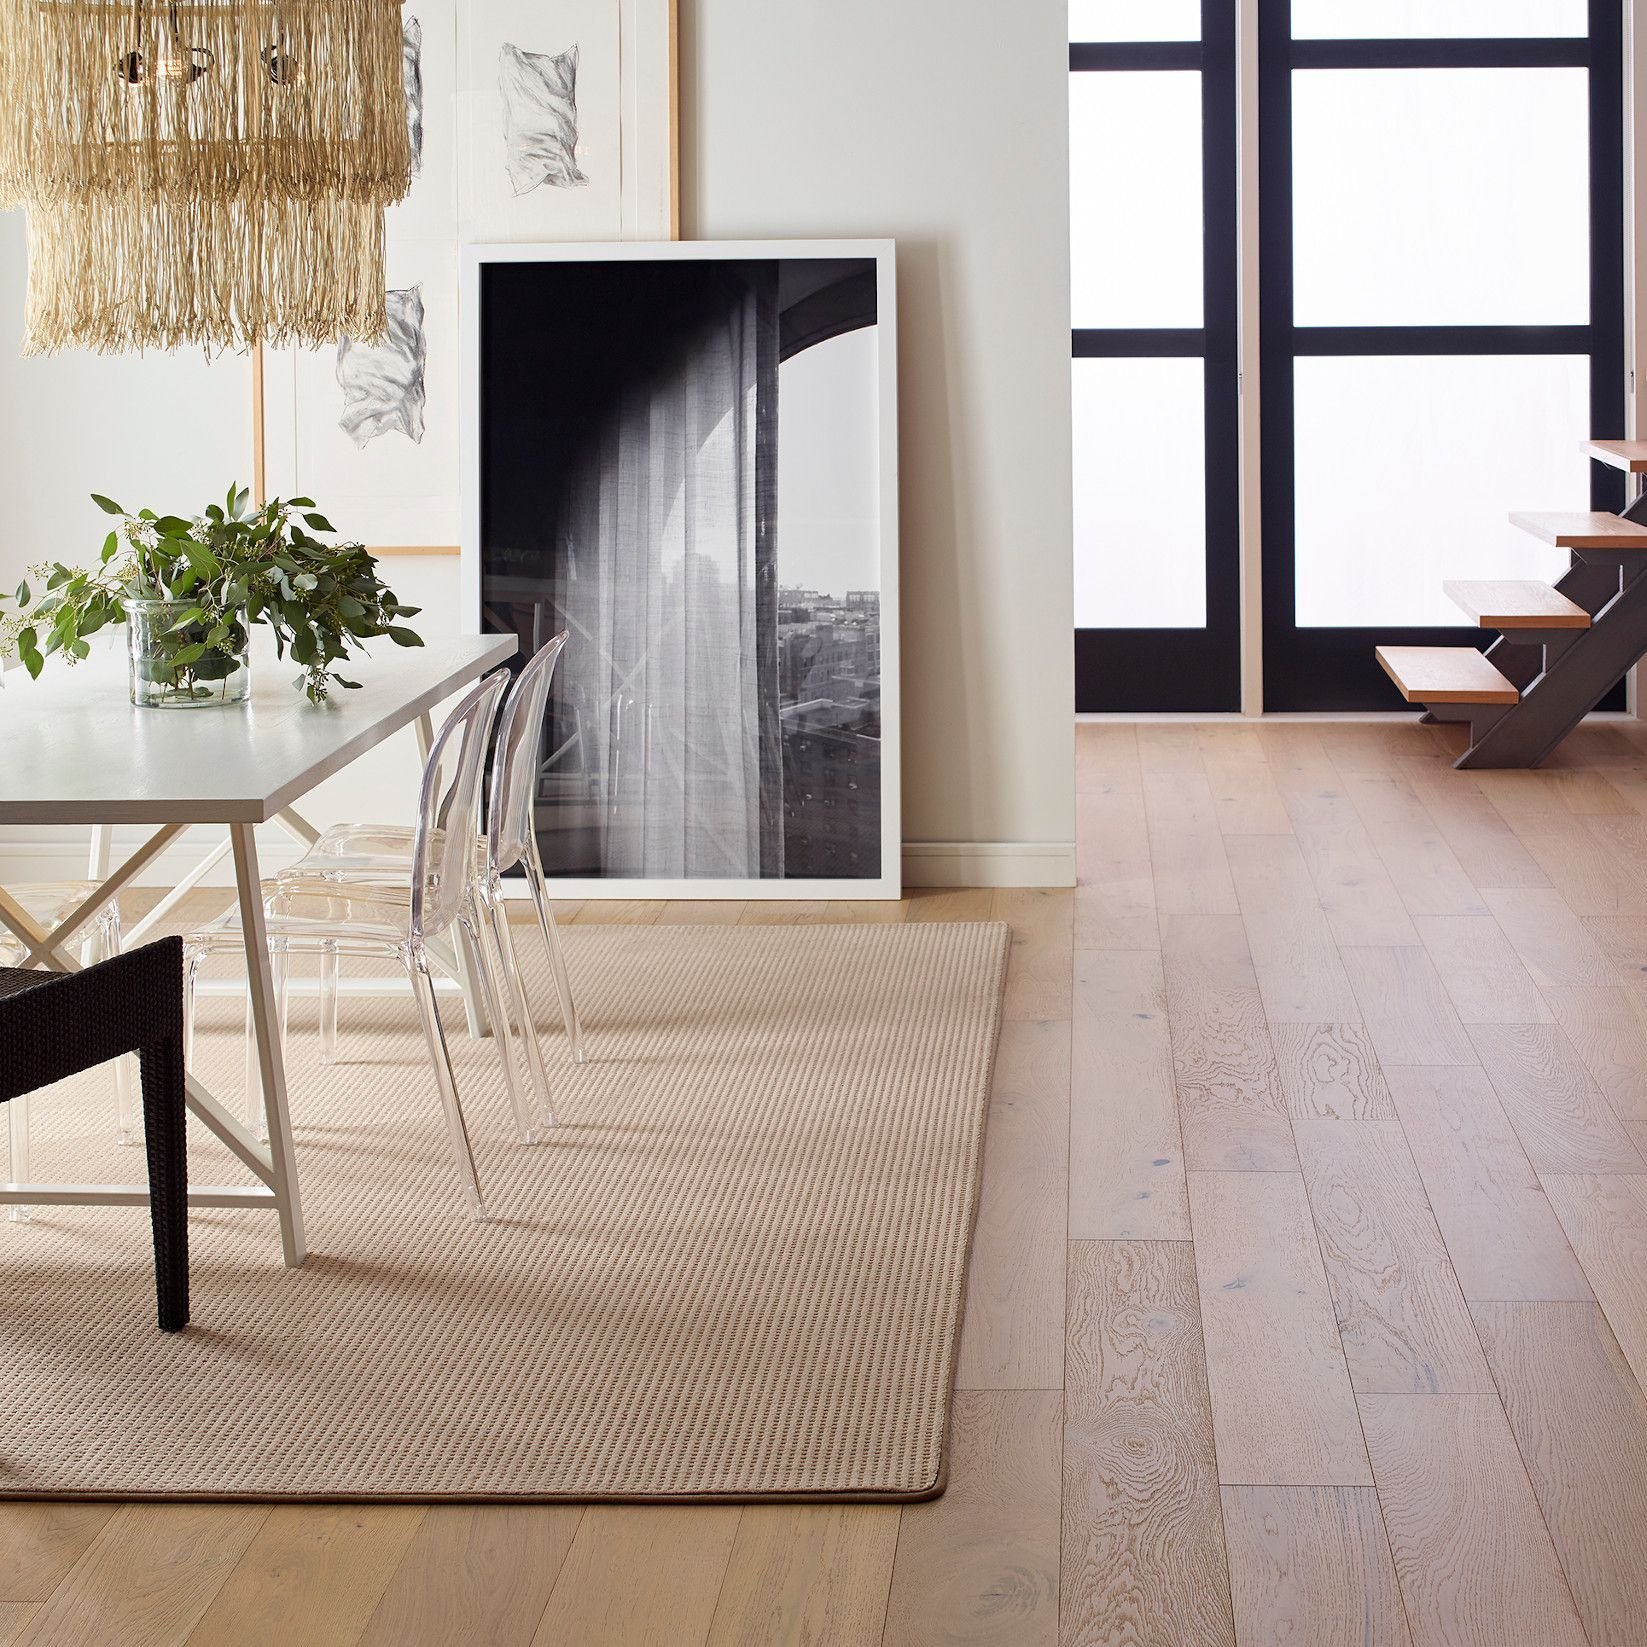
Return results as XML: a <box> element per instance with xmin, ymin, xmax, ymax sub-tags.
<box><xmin>0</xmin><ymin>921</ymin><xmax>1008</xmax><ymax>1501</ymax></box>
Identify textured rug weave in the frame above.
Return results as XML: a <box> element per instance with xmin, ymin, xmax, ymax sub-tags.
<box><xmin>0</xmin><ymin>921</ymin><xmax>1008</xmax><ymax>1501</ymax></box>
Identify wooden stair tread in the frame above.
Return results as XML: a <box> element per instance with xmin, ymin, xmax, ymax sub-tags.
<box><xmin>1376</xmin><ymin>645</ymin><xmax>1520</xmax><ymax>706</ymax></box>
<box><xmin>1584</xmin><ymin>438</ymin><xmax>1647</xmax><ymax>473</ymax></box>
<box><xmin>1509</xmin><ymin>511</ymin><xmax>1647</xmax><ymax>548</ymax></box>
<box><xmin>1442</xmin><ymin>580</ymin><xmax>1591</xmax><ymax>630</ymax></box>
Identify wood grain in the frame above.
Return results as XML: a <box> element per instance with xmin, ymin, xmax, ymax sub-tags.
<box><xmin>1397</xmin><ymin>761</ymin><xmax>1550</xmax><ymax>893</ymax></box>
<box><xmin>1414</xmin><ymin>915</ymin><xmax>1552</xmax><ymax>1024</ymax></box>
<box><xmin>1480</xmin><ymin>888</ymin><xmax>1616</xmax><ymax>987</ymax></box>
<box><xmin>1293</xmin><ymin>1119</ymin><xmax>1492</xmax><ymax>1394</ymax></box>
<box><xmin>1061</xmin><ymin>1242</ymin><xmax>1234</xmax><ymax>1647</ymax></box>
<box><xmin>1468</xmin><ymin>1024</ymin><xmax>1647</xmax><ymax>1173</ymax></box>
<box><xmin>907</xmin><ymin>889</ymin><xmax>996</xmax><ymax>922</ymax></box>
<box><xmin>1339</xmin><ymin>947</ymin><xmax>1476</xmax><ymax>1066</ymax></box>
<box><xmin>1271</xmin><ymin>1023</ymin><xmax>1396</xmax><ymax>1119</ymax></box>
<box><xmin>1163</xmin><ymin>916</ymin><xmax>1297</xmax><ymax>1172</ymax></box>
<box><xmin>1543</xmin><ymin>1174</ymin><xmax>1647</xmax><ymax>1390</ymax></box>
<box><xmin>1188</xmin><ymin>1171</ymin><xmax>1372</xmax><ymax>1486</ymax></box>
<box><xmin>356</xmin><ymin>1506</ymin><xmax>583</xmax><ymax>1647</ymax></box>
<box><xmin>1204</xmin><ymin>757</ymin><xmax>1292</xmax><ymax>835</ymax></box>
<box><xmin>530</xmin><ymin>1506</ymin><xmax>740</xmax><ymax>1647</ymax></box>
<box><xmin>882</xmin><ymin>1391</ymin><xmax>1061</xmax><ymax>1647</ymax></box>
<box><xmin>12</xmin><ymin>1506</ymin><xmax>266</xmax><ymax>1647</ymax></box>
<box><xmin>1220</xmin><ymin>1487</ymin><xmax>1411</xmax><ymax>1647</ymax></box>
<box><xmin>0</xmin><ymin>1609</ymin><xmax>34</xmax><ymax>1647</ymax></box>
<box><xmin>0</xmin><ymin>1506</ymin><xmax>116</xmax><ymax>1603</ymax></box>
<box><xmin>993</xmin><ymin>890</ymin><xmax>1074</xmax><ymax>1021</ymax></box>
<box><xmin>1242</xmin><ymin>910</ymin><xmax>1364</xmax><ymax>1024</ymax></box>
<box><xmin>1284</xmin><ymin>788</ymin><xmax>1421</xmax><ymax>947</ymax></box>
<box><xmin>1073</xmin><ymin>790</ymin><xmax>1159</xmax><ymax>950</ymax></box>
<box><xmin>1342</xmin><ymin>773</ymin><xmax>1487</xmax><ymax>917</ymax></box>
<box><xmin>1359</xmin><ymin>1393</ymin><xmax>1588</xmax><ymax>1647</ymax></box>
<box><xmin>1472</xmin><ymin>1302</ymin><xmax>1647</xmax><ymax>1647</ymax></box>
<box><xmin>1069</xmin><ymin>951</ymin><xmax>1188</xmax><ymax>1239</ymax></box>
<box><xmin>186</xmin><ymin>1506</ymin><xmax>423</xmax><ymax>1647</ymax></box>
<box><xmin>1376</xmin><ymin>645</ymin><xmax>1519</xmax><ymax>705</ymax></box>
<box><xmin>1385</xmin><ymin>1066</ymin><xmax>1592</xmax><ymax>1303</ymax></box>
<box><xmin>1541</xmin><ymin>985</ymin><xmax>1647</xmax><ymax>1119</ymax></box>
<box><xmin>704</xmin><ymin>1506</ymin><xmax>898</xmax><ymax>1647</ymax></box>
<box><xmin>1142</xmin><ymin>770</ymin><xmax>1240</xmax><ymax>917</ymax></box>
<box><xmin>956</xmin><ymin>1018</ymin><xmax>1070</xmax><ymax>1389</ymax></box>
<box><xmin>1076</xmin><ymin>722</ymin><xmax>1142</xmax><ymax>796</ymax></box>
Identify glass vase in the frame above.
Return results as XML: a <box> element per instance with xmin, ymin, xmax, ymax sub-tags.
<box><xmin>124</xmin><ymin>597</ymin><xmax>251</xmax><ymax>709</ymax></box>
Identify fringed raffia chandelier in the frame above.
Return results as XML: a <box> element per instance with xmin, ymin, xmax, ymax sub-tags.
<box><xmin>0</xmin><ymin>0</ymin><xmax>411</xmax><ymax>353</ymax></box>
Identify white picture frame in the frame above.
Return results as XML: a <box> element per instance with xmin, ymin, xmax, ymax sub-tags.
<box><xmin>460</xmin><ymin>238</ymin><xmax>901</xmax><ymax>900</ymax></box>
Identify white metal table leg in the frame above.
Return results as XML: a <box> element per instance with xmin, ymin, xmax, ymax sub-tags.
<box><xmin>231</xmin><ymin>823</ymin><xmax>307</xmax><ymax>1267</ymax></box>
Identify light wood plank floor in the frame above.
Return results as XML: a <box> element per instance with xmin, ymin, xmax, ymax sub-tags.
<box><xmin>10</xmin><ymin>718</ymin><xmax>1647</xmax><ymax>1643</ymax></box>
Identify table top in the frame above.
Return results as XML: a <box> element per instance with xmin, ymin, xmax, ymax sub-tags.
<box><xmin>0</xmin><ymin>634</ymin><xmax>516</xmax><ymax>825</ymax></box>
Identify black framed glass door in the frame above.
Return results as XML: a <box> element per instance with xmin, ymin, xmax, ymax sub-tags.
<box><xmin>1071</xmin><ymin>0</ymin><xmax>1240</xmax><ymax>712</ymax></box>
<box><xmin>1257</xmin><ymin>0</ymin><xmax>1626</xmax><ymax>709</ymax></box>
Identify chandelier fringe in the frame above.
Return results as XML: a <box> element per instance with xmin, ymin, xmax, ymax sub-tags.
<box><xmin>0</xmin><ymin>0</ymin><xmax>411</xmax><ymax>208</ymax></box>
<box><xmin>23</xmin><ymin>189</ymin><xmax>388</xmax><ymax>353</ymax></box>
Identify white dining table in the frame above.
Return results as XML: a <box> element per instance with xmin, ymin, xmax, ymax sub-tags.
<box><xmin>0</xmin><ymin>632</ymin><xmax>516</xmax><ymax>1266</ymax></box>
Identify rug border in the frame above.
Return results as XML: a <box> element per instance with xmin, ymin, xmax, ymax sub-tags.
<box><xmin>2</xmin><ymin>920</ymin><xmax>1012</xmax><ymax>1506</ymax></box>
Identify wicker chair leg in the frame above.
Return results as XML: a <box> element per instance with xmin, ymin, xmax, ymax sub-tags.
<box><xmin>137</xmin><ymin>1033</ymin><xmax>189</xmax><ymax>1332</ymax></box>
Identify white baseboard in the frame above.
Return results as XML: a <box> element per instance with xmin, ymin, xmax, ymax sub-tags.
<box><xmin>901</xmin><ymin>841</ymin><xmax>1076</xmax><ymax>889</ymax></box>
<box><xmin>1</xmin><ymin>834</ymin><xmax>1080</xmax><ymax>893</ymax></box>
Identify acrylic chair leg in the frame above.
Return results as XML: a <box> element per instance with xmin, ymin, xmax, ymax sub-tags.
<box><xmin>182</xmin><ymin>950</ymin><xmax>203</xmax><ymax>1070</ymax></box>
<box><xmin>488</xmin><ymin>890</ymin><xmax>557</xmax><ymax>1132</ymax></box>
<box><xmin>527</xmin><ymin>856</ymin><xmax>585</xmax><ymax>1064</ymax></box>
<box><xmin>319</xmin><ymin>943</ymin><xmax>340</xmax><ymax>1066</ymax></box>
<box><xmin>101</xmin><ymin>911</ymin><xmax>140</xmax><ymax>1147</ymax></box>
<box><xmin>6</xmin><ymin>1093</ymin><xmax>31</xmax><ymax>1223</ymax></box>
<box><xmin>244</xmin><ymin>941</ymin><xmax>286</xmax><ymax>1145</ymax></box>
<box><xmin>463</xmin><ymin>905</ymin><xmax>538</xmax><ymax>1145</ymax></box>
<box><xmin>409</xmin><ymin>960</ymin><xmax>488</xmax><ymax>1221</ymax></box>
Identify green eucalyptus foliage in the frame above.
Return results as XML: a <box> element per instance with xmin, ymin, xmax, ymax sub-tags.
<box><xmin>0</xmin><ymin>484</ymin><xmax>423</xmax><ymax>704</ymax></box>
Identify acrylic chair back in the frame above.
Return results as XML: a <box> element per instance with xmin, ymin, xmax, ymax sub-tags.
<box><xmin>487</xmin><ymin>632</ymin><xmax>568</xmax><ymax>876</ymax></box>
<box><xmin>411</xmin><ymin>670</ymin><xmax>510</xmax><ymax>948</ymax></box>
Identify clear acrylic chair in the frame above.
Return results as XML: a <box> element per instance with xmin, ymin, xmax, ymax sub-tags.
<box><xmin>3</xmin><ymin>882</ymin><xmax>135</xmax><ymax>1222</ymax></box>
<box><xmin>282</xmin><ymin>633</ymin><xmax>584</xmax><ymax>1134</ymax></box>
<box><xmin>180</xmin><ymin>671</ymin><xmax>514</xmax><ymax>1220</ymax></box>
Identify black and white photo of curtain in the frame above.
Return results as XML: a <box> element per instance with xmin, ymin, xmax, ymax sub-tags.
<box><xmin>478</xmin><ymin>255</ymin><xmax>880</xmax><ymax>883</ymax></box>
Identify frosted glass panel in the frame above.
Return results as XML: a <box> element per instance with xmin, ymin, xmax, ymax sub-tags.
<box><xmin>1293</xmin><ymin>1</ymin><xmax>1586</xmax><ymax>37</ymax></box>
<box><xmin>1070</xmin><ymin>0</ymin><xmax>1198</xmax><ymax>41</ymax></box>
<box><xmin>1074</xmin><ymin>358</ymin><xmax>1206</xmax><ymax>628</ymax></box>
<box><xmin>1294</xmin><ymin>355</ymin><xmax>1587</xmax><ymax>628</ymax></box>
<box><xmin>1293</xmin><ymin>69</ymin><xmax>1588</xmax><ymax>327</ymax></box>
<box><xmin>1070</xmin><ymin>73</ymin><xmax>1203</xmax><ymax>329</ymax></box>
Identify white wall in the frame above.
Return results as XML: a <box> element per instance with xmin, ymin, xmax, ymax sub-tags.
<box><xmin>682</xmin><ymin>0</ymin><xmax>1077</xmax><ymax>881</ymax></box>
<box><xmin>0</xmin><ymin>0</ymin><xmax>1078</xmax><ymax>889</ymax></box>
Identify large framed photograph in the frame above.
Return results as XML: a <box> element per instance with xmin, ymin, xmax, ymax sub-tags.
<box><xmin>461</xmin><ymin>239</ymin><xmax>899</xmax><ymax>899</ymax></box>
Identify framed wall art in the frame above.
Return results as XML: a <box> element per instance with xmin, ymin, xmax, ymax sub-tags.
<box><xmin>461</xmin><ymin>239</ymin><xmax>900</xmax><ymax>899</ymax></box>
<box><xmin>261</xmin><ymin>0</ymin><xmax>677</xmax><ymax>549</ymax></box>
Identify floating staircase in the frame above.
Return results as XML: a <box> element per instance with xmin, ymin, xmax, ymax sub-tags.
<box><xmin>1375</xmin><ymin>439</ymin><xmax>1647</xmax><ymax>768</ymax></box>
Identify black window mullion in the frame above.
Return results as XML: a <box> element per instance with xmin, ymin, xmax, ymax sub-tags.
<box><xmin>1073</xmin><ymin>0</ymin><xmax>1239</xmax><ymax>713</ymax></box>
<box><xmin>1290</xmin><ymin>38</ymin><xmax>1590</xmax><ymax>70</ymax></box>
<box><xmin>1258</xmin><ymin>0</ymin><xmax>1625</xmax><ymax>712</ymax></box>
<box><xmin>1070</xmin><ymin>41</ymin><xmax>1202</xmax><ymax>72</ymax></box>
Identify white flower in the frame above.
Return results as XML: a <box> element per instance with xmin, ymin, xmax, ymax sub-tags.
<box><xmin>124</xmin><ymin>517</ymin><xmax>160</xmax><ymax>550</ymax></box>
<box><xmin>189</xmin><ymin>515</ymin><xmax>214</xmax><ymax>543</ymax></box>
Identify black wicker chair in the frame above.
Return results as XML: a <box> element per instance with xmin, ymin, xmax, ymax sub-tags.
<box><xmin>0</xmin><ymin>936</ymin><xmax>189</xmax><ymax>1331</ymax></box>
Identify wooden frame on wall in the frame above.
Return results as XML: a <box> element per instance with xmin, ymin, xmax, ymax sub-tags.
<box><xmin>251</xmin><ymin>0</ymin><xmax>679</xmax><ymax>550</ymax></box>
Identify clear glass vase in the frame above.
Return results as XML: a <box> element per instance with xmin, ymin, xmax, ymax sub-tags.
<box><xmin>124</xmin><ymin>596</ymin><xmax>251</xmax><ymax>709</ymax></box>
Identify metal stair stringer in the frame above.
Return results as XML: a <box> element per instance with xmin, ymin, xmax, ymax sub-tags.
<box><xmin>1452</xmin><ymin>550</ymin><xmax>1647</xmax><ymax>768</ymax></box>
